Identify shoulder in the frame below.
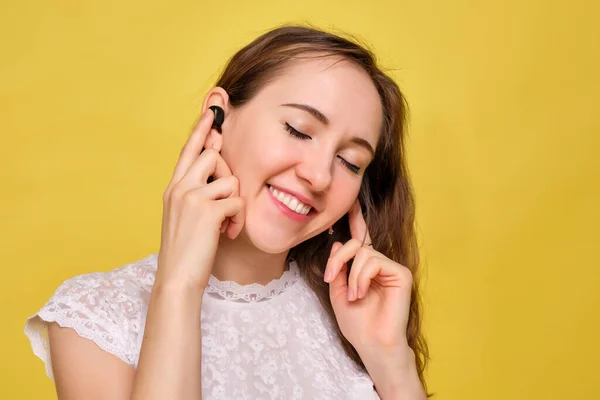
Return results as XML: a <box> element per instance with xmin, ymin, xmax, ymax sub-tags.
<box><xmin>24</xmin><ymin>253</ymin><xmax>158</xmax><ymax>381</ymax></box>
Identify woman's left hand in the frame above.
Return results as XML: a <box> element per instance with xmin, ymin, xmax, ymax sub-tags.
<box><xmin>324</xmin><ymin>200</ymin><xmax>413</xmax><ymax>354</ymax></box>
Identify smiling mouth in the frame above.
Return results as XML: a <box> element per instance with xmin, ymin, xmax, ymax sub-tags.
<box><xmin>267</xmin><ymin>185</ymin><xmax>313</xmax><ymax>216</ymax></box>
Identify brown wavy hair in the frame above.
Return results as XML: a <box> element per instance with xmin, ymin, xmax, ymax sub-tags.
<box><xmin>214</xmin><ymin>24</ymin><xmax>432</xmax><ymax>397</ymax></box>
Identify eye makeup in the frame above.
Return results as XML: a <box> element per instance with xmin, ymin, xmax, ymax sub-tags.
<box><xmin>283</xmin><ymin>122</ymin><xmax>361</xmax><ymax>175</ymax></box>
<box><xmin>284</xmin><ymin>122</ymin><xmax>311</xmax><ymax>140</ymax></box>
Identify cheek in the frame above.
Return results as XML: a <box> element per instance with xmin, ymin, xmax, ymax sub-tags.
<box><xmin>327</xmin><ymin>177</ymin><xmax>362</xmax><ymax>216</ymax></box>
<box><xmin>222</xmin><ymin>119</ymin><xmax>295</xmax><ymax>188</ymax></box>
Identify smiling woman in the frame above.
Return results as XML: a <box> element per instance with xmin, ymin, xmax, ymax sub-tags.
<box><xmin>24</xmin><ymin>25</ymin><xmax>431</xmax><ymax>399</ymax></box>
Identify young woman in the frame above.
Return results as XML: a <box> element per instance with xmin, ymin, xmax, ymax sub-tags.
<box><xmin>25</xmin><ymin>25</ymin><xmax>431</xmax><ymax>399</ymax></box>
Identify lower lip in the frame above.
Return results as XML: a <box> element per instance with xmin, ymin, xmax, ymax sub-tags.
<box><xmin>267</xmin><ymin>186</ymin><xmax>313</xmax><ymax>222</ymax></box>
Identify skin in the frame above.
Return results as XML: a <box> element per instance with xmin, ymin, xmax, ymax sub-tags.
<box><xmin>205</xmin><ymin>55</ymin><xmax>382</xmax><ymax>285</ymax></box>
<box><xmin>47</xmin><ymin>55</ymin><xmax>426</xmax><ymax>399</ymax></box>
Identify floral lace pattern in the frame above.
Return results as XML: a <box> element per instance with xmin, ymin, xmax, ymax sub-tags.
<box><xmin>205</xmin><ymin>260</ymin><xmax>300</xmax><ymax>303</ymax></box>
<box><xmin>25</xmin><ymin>253</ymin><xmax>379</xmax><ymax>399</ymax></box>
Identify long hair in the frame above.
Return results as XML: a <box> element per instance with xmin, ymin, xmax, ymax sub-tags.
<box><xmin>214</xmin><ymin>25</ymin><xmax>432</xmax><ymax>397</ymax></box>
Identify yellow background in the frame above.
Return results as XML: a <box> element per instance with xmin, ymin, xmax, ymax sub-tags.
<box><xmin>1</xmin><ymin>0</ymin><xmax>598</xmax><ymax>399</ymax></box>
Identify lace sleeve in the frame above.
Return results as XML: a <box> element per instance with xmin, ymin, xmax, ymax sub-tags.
<box><xmin>24</xmin><ymin>254</ymin><xmax>157</xmax><ymax>381</ymax></box>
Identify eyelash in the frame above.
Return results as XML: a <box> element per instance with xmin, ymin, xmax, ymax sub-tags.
<box><xmin>284</xmin><ymin>122</ymin><xmax>311</xmax><ymax>140</ymax></box>
<box><xmin>284</xmin><ymin>122</ymin><xmax>361</xmax><ymax>174</ymax></box>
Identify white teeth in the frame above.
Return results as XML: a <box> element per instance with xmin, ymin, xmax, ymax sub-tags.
<box><xmin>268</xmin><ymin>185</ymin><xmax>311</xmax><ymax>215</ymax></box>
<box><xmin>276</xmin><ymin>191</ymin><xmax>286</xmax><ymax>203</ymax></box>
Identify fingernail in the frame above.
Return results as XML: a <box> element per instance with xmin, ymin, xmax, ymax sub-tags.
<box><xmin>357</xmin><ymin>287</ymin><xmax>363</xmax><ymax>299</ymax></box>
<box><xmin>348</xmin><ymin>288</ymin><xmax>354</xmax><ymax>301</ymax></box>
<box><xmin>324</xmin><ymin>271</ymin><xmax>330</xmax><ymax>282</ymax></box>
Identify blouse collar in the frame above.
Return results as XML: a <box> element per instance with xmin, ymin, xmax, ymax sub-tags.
<box><xmin>204</xmin><ymin>260</ymin><xmax>301</xmax><ymax>303</ymax></box>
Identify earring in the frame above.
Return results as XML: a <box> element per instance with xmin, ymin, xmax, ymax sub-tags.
<box><xmin>208</xmin><ymin>105</ymin><xmax>225</xmax><ymax>133</ymax></box>
<box><xmin>328</xmin><ymin>227</ymin><xmax>334</xmax><ymax>235</ymax></box>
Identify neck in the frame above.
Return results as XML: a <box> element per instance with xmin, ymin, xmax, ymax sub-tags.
<box><xmin>211</xmin><ymin>231</ymin><xmax>290</xmax><ymax>286</ymax></box>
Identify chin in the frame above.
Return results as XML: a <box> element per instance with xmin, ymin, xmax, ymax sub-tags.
<box><xmin>240</xmin><ymin>215</ymin><xmax>306</xmax><ymax>254</ymax></box>
<box><xmin>242</xmin><ymin>224</ymin><xmax>296</xmax><ymax>254</ymax></box>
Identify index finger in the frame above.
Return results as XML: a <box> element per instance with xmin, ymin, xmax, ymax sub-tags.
<box><xmin>348</xmin><ymin>199</ymin><xmax>372</xmax><ymax>246</ymax></box>
<box><xmin>170</xmin><ymin>109</ymin><xmax>215</xmax><ymax>186</ymax></box>
<box><xmin>190</xmin><ymin>148</ymin><xmax>233</xmax><ymax>184</ymax></box>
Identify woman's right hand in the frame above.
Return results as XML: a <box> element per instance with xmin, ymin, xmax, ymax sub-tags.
<box><xmin>155</xmin><ymin>109</ymin><xmax>245</xmax><ymax>291</ymax></box>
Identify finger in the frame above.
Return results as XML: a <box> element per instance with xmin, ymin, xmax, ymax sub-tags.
<box><xmin>202</xmin><ymin>176</ymin><xmax>239</xmax><ymax>234</ymax></box>
<box><xmin>168</xmin><ymin>154</ymin><xmax>234</xmax><ymax>234</ymax></box>
<box><xmin>169</xmin><ymin>110</ymin><xmax>215</xmax><ymax>189</ymax></box>
<box><xmin>329</xmin><ymin>258</ymin><xmax>349</xmax><ymax>296</ymax></box>
<box><xmin>214</xmin><ymin>195</ymin><xmax>244</xmax><ymax>218</ymax></box>
<box><xmin>331</xmin><ymin>241</ymin><xmax>344</xmax><ymax>257</ymax></box>
<box><xmin>357</xmin><ymin>257</ymin><xmax>412</xmax><ymax>300</ymax></box>
<box><xmin>324</xmin><ymin>238</ymin><xmax>362</xmax><ymax>283</ymax></box>
<box><xmin>219</xmin><ymin>220</ymin><xmax>230</xmax><ymax>233</ymax></box>
<box><xmin>200</xmin><ymin>175</ymin><xmax>239</xmax><ymax>200</ymax></box>
<box><xmin>179</xmin><ymin>148</ymin><xmax>233</xmax><ymax>191</ymax></box>
<box><xmin>324</xmin><ymin>241</ymin><xmax>344</xmax><ymax>280</ymax></box>
<box><xmin>216</xmin><ymin>197</ymin><xmax>245</xmax><ymax>240</ymax></box>
<box><xmin>355</xmin><ymin>256</ymin><xmax>382</xmax><ymax>299</ymax></box>
<box><xmin>348</xmin><ymin>199</ymin><xmax>372</xmax><ymax>246</ymax></box>
<box><xmin>346</xmin><ymin>246</ymin><xmax>373</xmax><ymax>301</ymax></box>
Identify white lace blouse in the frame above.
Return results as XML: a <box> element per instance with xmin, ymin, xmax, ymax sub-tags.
<box><xmin>24</xmin><ymin>253</ymin><xmax>380</xmax><ymax>399</ymax></box>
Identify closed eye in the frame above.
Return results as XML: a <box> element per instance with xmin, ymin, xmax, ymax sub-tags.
<box><xmin>284</xmin><ymin>122</ymin><xmax>361</xmax><ymax>174</ymax></box>
<box><xmin>337</xmin><ymin>156</ymin><xmax>360</xmax><ymax>174</ymax></box>
<box><xmin>284</xmin><ymin>122</ymin><xmax>312</xmax><ymax>140</ymax></box>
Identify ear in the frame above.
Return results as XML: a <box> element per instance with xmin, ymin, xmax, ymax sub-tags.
<box><xmin>201</xmin><ymin>87</ymin><xmax>230</xmax><ymax>152</ymax></box>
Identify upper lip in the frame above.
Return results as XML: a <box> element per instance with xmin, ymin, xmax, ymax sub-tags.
<box><xmin>268</xmin><ymin>184</ymin><xmax>319</xmax><ymax>212</ymax></box>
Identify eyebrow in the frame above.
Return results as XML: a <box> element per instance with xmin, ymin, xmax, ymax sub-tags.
<box><xmin>280</xmin><ymin>103</ymin><xmax>376</xmax><ymax>157</ymax></box>
<box><xmin>281</xmin><ymin>103</ymin><xmax>329</xmax><ymax>124</ymax></box>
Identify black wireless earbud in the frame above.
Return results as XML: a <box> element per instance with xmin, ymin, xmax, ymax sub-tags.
<box><xmin>208</xmin><ymin>105</ymin><xmax>225</xmax><ymax>133</ymax></box>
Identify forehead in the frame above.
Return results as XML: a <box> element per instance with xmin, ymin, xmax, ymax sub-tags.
<box><xmin>256</xmin><ymin>55</ymin><xmax>383</xmax><ymax>143</ymax></box>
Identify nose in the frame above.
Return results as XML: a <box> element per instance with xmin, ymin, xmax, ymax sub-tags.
<box><xmin>295</xmin><ymin>151</ymin><xmax>333</xmax><ymax>193</ymax></box>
